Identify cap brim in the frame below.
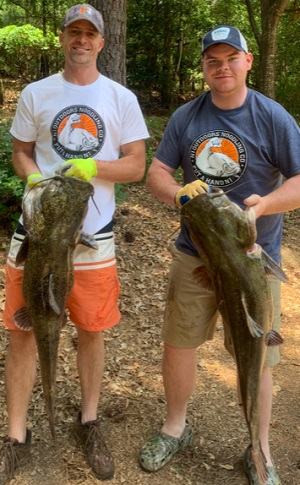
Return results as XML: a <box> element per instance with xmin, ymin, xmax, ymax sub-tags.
<box><xmin>202</xmin><ymin>40</ymin><xmax>247</xmax><ymax>54</ymax></box>
<box><xmin>63</xmin><ymin>16</ymin><xmax>103</xmax><ymax>34</ymax></box>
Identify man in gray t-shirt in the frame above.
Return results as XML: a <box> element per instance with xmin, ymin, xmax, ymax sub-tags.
<box><xmin>139</xmin><ymin>25</ymin><xmax>300</xmax><ymax>485</ymax></box>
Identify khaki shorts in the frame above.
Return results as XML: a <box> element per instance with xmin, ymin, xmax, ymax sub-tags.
<box><xmin>2</xmin><ymin>225</ymin><xmax>121</xmax><ymax>332</ymax></box>
<box><xmin>162</xmin><ymin>246</ymin><xmax>281</xmax><ymax>367</ymax></box>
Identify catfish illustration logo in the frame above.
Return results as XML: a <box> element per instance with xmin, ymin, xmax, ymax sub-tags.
<box><xmin>190</xmin><ymin>130</ymin><xmax>247</xmax><ymax>187</ymax></box>
<box><xmin>51</xmin><ymin>105</ymin><xmax>105</xmax><ymax>160</ymax></box>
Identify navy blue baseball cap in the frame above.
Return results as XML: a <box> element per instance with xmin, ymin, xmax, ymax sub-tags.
<box><xmin>202</xmin><ymin>25</ymin><xmax>248</xmax><ymax>54</ymax></box>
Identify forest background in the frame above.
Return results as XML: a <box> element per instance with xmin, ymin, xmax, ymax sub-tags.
<box><xmin>0</xmin><ymin>3</ymin><xmax>300</xmax><ymax>484</ymax></box>
<box><xmin>0</xmin><ymin>0</ymin><xmax>300</xmax><ymax>224</ymax></box>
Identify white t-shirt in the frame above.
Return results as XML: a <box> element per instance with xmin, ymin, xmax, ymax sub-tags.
<box><xmin>10</xmin><ymin>73</ymin><xmax>150</xmax><ymax>233</ymax></box>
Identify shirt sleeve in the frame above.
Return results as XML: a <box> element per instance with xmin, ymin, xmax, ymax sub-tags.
<box><xmin>120</xmin><ymin>96</ymin><xmax>150</xmax><ymax>145</ymax></box>
<box><xmin>155</xmin><ymin>105</ymin><xmax>187</xmax><ymax>170</ymax></box>
<box><xmin>10</xmin><ymin>88</ymin><xmax>37</xmax><ymax>142</ymax></box>
<box><xmin>272</xmin><ymin>108</ymin><xmax>300</xmax><ymax>179</ymax></box>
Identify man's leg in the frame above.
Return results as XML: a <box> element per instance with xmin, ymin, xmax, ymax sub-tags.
<box><xmin>6</xmin><ymin>330</ymin><xmax>37</xmax><ymax>442</ymax></box>
<box><xmin>162</xmin><ymin>343</ymin><xmax>197</xmax><ymax>438</ymax></box>
<box><xmin>139</xmin><ymin>247</ymin><xmax>217</xmax><ymax>472</ymax></box>
<box><xmin>139</xmin><ymin>344</ymin><xmax>196</xmax><ymax>472</ymax></box>
<box><xmin>76</xmin><ymin>328</ymin><xmax>104</xmax><ymax>423</ymax></box>
<box><xmin>75</xmin><ymin>328</ymin><xmax>114</xmax><ymax>479</ymax></box>
<box><xmin>0</xmin><ymin>330</ymin><xmax>35</xmax><ymax>484</ymax></box>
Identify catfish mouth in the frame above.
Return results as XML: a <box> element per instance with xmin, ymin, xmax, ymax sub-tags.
<box><xmin>58</xmin><ymin>163</ymin><xmax>73</xmax><ymax>176</ymax></box>
<box><xmin>210</xmin><ymin>187</ymin><xmax>223</xmax><ymax>195</ymax></box>
<box><xmin>205</xmin><ymin>187</ymin><xmax>224</xmax><ymax>198</ymax></box>
<box><xmin>182</xmin><ymin>187</ymin><xmax>224</xmax><ymax>206</ymax></box>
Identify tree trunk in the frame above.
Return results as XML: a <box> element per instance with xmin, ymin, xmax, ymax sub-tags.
<box><xmin>90</xmin><ymin>0</ymin><xmax>127</xmax><ymax>86</ymax></box>
<box><xmin>0</xmin><ymin>78</ymin><xmax>4</xmax><ymax>106</ymax></box>
<box><xmin>245</xmin><ymin>0</ymin><xmax>290</xmax><ymax>99</ymax></box>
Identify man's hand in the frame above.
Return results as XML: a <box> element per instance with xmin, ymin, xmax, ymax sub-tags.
<box><xmin>244</xmin><ymin>194</ymin><xmax>266</xmax><ymax>219</ymax></box>
<box><xmin>27</xmin><ymin>173</ymin><xmax>46</xmax><ymax>188</ymax></box>
<box><xmin>174</xmin><ymin>180</ymin><xmax>211</xmax><ymax>208</ymax></box>
<box><xmin>62</xmin><ymin>158</ymin><xmax>97</xmax><ymax>182</ymax></box>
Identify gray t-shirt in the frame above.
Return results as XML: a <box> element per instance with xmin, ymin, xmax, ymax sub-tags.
<box><xmin>156</xmin><ymin>89</ymin><xmax>300</xmax><ymax>263</ymax></box>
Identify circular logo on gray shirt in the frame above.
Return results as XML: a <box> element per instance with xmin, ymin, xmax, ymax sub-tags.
<box><xmin>190</xmin><ymin>130</ymin><xmax>247</xmax><ymax>187</ymax></box>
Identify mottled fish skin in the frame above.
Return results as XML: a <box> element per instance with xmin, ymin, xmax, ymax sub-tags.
<box><xmin>14</xmin><ymin>166</ymin><xmax>97</xmax><ymax>438</ymax></box>
<box><xmin>181</xmin><ymin>189</ymin><xmax>286</xmax><ymax>485</ymax></box>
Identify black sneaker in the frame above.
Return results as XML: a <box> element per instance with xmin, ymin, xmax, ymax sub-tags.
<box><xmin>76</xmin><ymin>412</ymin><xmax>114</xmax><ymax>480</ymax></box>
<box><xmin>0</xmin><ymin>429</ymin><xmax>31</xmax><ymax>485</ymax></box>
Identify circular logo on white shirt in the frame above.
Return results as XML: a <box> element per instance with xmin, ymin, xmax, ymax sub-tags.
<box><xmin>51</xmin><ymin>105</ymin><xmax>105</xmax><ymax>159</ymax></box>
<box><xmin>190</xmin><ymin>130</ymin><xmax>247</xmax><ymax>187</ymax></box>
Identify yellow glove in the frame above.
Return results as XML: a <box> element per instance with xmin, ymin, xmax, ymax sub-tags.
<box><xmin>62</xmin><ymin>158</ymin><xmax>97</xmax><ymax>182</ymax></box>
<box><xmin>174</xmin><ymin>180</ymin><xmax>211</xmax><ymax>207</ymax></box>
<box><xmin>27</xmin><ymin>173</ymin><xmax>45</xmax><ymax>188</ymax></box>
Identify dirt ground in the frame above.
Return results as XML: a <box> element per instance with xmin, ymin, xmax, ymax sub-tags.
<box><xmin>0</xmin><ymin>182</ymin><xmax>299</xmax><ymax>485</ymax></box>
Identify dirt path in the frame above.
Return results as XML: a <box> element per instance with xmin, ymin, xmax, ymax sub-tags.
<box><xmin>0</xmin><ymin>184</ymin><xmax>299</xmax><ymax>484</ymax></box>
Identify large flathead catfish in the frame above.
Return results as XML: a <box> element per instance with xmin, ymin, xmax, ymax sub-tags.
<box><xmin>14</xmin><ymin>165</ymin><xmax>97</xmax><ymax>438</ymax></box>
<box><xmin>181</xmin><ymin>189</ymin><xmax>286</xmax><ymax>485</ymax></box>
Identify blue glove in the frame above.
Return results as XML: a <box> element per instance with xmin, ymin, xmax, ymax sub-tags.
<box><xmin>175</xmin><ymin>180</ymin><xmax>211</xmax><ymax>207</ymax></box>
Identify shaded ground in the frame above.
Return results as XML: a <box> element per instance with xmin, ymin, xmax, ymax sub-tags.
<box><xmin>0</xmin><ymin>183</ymin><xmax>300</xmax><ymax>485</ymax></box>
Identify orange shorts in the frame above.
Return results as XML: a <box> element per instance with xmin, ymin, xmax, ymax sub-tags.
<box><xmin>2</xmin><ymin>225</ymin><xmax>120</xmax><ymax>332</ymax></box>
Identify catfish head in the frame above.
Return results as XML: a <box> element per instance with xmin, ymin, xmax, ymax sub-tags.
<box><xmin>40</xmin><ymin>165</ymin><xmax>95</xmax><ymax>240</ymax></box>
<box><xmin>181</xmin><ymin>188</ymin><xmax>257</xmax><ymax>258</ymax></box>
<box><xmin>22</xmin><ymin>164</ymin><xmax>95</xmax><ymax>242</ymax></box>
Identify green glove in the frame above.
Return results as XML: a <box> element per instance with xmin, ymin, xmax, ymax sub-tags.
<box><xmin>27</xmin><ymin>173</ymin><xmax>45</xmax><ymax>188</ymax></box>
<box><xmin>62</xmin><ymin>158</ymin><xmax>97</xmax><ymax>182</ymax></box>
<box><xmin>174</xmin><ymin>180</ymin><xmax>211</xmax><ymax>208</ymax></box>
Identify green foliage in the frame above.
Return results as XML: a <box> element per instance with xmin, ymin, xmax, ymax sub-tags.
<box><xmin>0</xmin><ymin>169</ymin><xmax>24</xmax><ymax>200</ymax></box>
<box><xmin>0</xmin><ymin>24</ymin><xmax>62</xmax><ymax>81</ymax></box>
<box><xmin>127</xmin><ymin>0</ymin><xmax>210</xmax><ymax>106</ymax></box>
<box><xmin>0</xmin><ymin>0</ymin><xmax>72</xmax><ymax>33</ymax></box>
<box><xmin>126</xmin><ymin>0</ymin><xmax>300</xmax><ymax>117</ymax></box>
<box><xmin>145</xmin><ymin>116</ymin><xmax>167</xmax><ymax>164</ymax></box>
<box><xmin>275</xmin><ymin>9</ymin><xmax>300</xmax><ymax>120</ymax></box>
<box><xmin>0</xmin><ymin>117</ymin><xmax>24</xmax><ymax>228</ymax></box>
<box><xmin>115</xmin><ymin>115</ymin><xmax>168</xmax><ymax>204</ymax></box>
<box><xmin>126</xmin><ymin>0</ymin><xmax>261</xmax><ymax>107</ymax></box>
<box><xmin>144</xmin><ymin>114</ymin><xmax>183</xmax><ymax>183</ymax></box>
<box><xmin>0</xmin><ymin>1</ymin><xmax>298</xmax><ymax>116</ymax></box>
<box><xmin>115</xmin><ymin>184</ymin><xmax>127</xmax><ymax>205</ymax></box>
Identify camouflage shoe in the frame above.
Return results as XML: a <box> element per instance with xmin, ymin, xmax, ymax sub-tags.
<box><xmin>139</xmin><ymin>422</ymin><xmax>192</xmax><ymax>472</ymax></box>
<box><xmin>76</xmin><ymin>412</ymin><xmax>114</xmax><ymax>480</ymax></box>
<box><xmin>0</xmin><ymin>429</ymin><xmax>32</xmax><ymax>485</ymax></box>
<box><xmin>244</xmin><ymin>445</ymin><xmax>282</xmax><ymax>485</ymax></box>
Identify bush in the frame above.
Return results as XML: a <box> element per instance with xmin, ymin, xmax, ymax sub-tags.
<box><xmin>0</xmin><ymin>25</ymin><xmax>62</xmax><ymax>81</ymax></box>
<box><xmin>0</xmin><ymin>118</ymin><xmax>24</xmax><ymax>229</ymax></box>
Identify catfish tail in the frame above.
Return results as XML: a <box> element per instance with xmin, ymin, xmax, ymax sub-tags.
<box><xmin>251</xmin><ymin>447</ymin><xmax>269</xmax><ymax>485</ymax></box>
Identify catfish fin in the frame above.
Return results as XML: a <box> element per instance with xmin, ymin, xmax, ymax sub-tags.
<box><xmin>192</xmin><ymin>266</ymin><xmax>214</xmax><ymax>292</ymax></box>
<box><xmin>13</xmin><ymin>307</ymin><xmax>33</xmax><ymax>331</ymax></box>
<box><xmin>15</xmin><ymin>236</ymin><xmax>30</xmax><ymax>267</ymax></box>
<box><xmin>266</xmin><ymin>329</ymin><xmax>284</xmax><ymax>346</ymax></box>
<box><xmin>251</xmin><ymin>447</ymin><xmax>269</xmax><ymax>485</ymax></box>
<box><xmin>241</xmin><ymin>298</ymin><xmax>264</xmax><ymax>338</ymax></box>
<box><xmin>261</xmin><ymin>249</ymin><xmax>288</xmax><ymax>282</ymax></box>
<box><xmin>49</xmin><ymin>274</ymin><xmax>64</xmax><ymax>315</ymax></box>
<box><xmin>62</xmin><ymin>312</ymin><xmax>68</xmax><ymax>328</ymax></box>
<box><xmin>79</xmin><ymin>232</ymin><xmax>98</xmax><ymax>249</ymax></box>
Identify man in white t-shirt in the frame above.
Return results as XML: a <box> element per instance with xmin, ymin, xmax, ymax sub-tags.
<box><xmin>0</xmin><ymin>4</ymin><xmax>149</xmax><ymax>483</ymax></box>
